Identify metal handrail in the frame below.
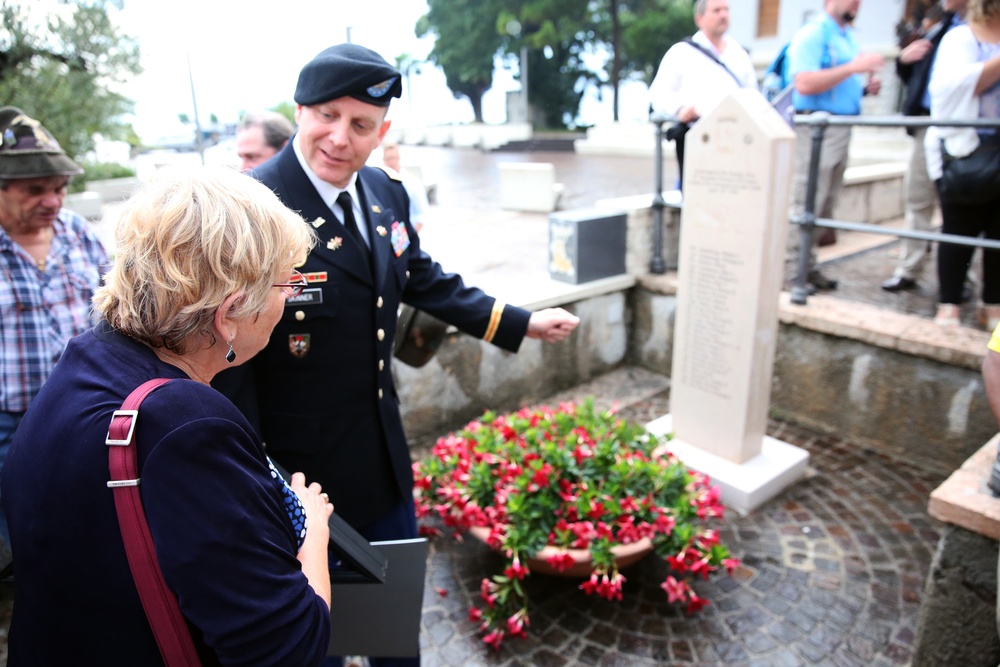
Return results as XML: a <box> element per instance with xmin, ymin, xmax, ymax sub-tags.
<box><xmin>648</xmin><ymin>112</ymin><xmax>1000</xmax><ymax>302</ymax></box>
<box><xmin>789</xmin><ymin>113</ymin><xmax>1000</xmax><ymax>304</ymax></box>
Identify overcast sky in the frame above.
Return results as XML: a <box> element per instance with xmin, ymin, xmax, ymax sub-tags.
<box><xmin>107</xmin><ymin>1</ymin><xmax>649</xmax><ymax>142</ymax></box>
<box><xmin>116</xmin><ymin>0</ymin><xmax>471</xmax><ymax>140</ymax></box>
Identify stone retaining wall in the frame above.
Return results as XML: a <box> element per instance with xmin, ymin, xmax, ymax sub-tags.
<box><xmin>627</xmin><ymin>279</ymin><xmax>994</xmax><ymax>474</ymax></box>
<box><xmin>395</xmin><ymin>271</ymin><xmax>991</xmax><ymax>476</ymax></box>
<box><xmin>394</xmin><ymin>292</ymin><xmax>628</xmax><ymax>443</ymax></box>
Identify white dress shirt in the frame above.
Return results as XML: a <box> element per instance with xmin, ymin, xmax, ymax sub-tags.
<box><xmin>293</xmin><ymin>134</ymin><xmax>369</xmax><ymax>247</ymax></box>
<box><xmin>648</xmin><ymin>31</ymin><xmax>759</xmax><ymax>117</ymax></box>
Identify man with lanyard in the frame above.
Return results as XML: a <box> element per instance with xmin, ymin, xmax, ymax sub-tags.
<box><xmin>213</xmin><ymin>43</ymin><xmax>579</xmax><ymax>667</ymax></box>
<box><xmin>786</xmin><ymin>0</ymin><xmax>884</xmax><ymax>293</ymax></box>
<box><xmin>0</xmin><ymin>107</ymin><xmax>108</xmax><ymax>574</ymax></box>
<box><xmin>882</xmin><ymin>0</ymin><xmax>969</xmax><ymax>294</ymax></box>
<box><xmin>648</xmin><ymin>0</ymin><xmax>758</xmax><ymax>191</ymax></box>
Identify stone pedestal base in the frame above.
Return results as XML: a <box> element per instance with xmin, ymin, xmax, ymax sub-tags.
<box><xmin>646</xmin><ymin>414</ymin><xmax>809</xmax><ymax>516</ymax></box>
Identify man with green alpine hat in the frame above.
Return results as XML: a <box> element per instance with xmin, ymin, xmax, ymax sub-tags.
<box><xmin>0</xmin><ymin>107</ymin><xmax>108</xmax><ymax>575</ymax></box>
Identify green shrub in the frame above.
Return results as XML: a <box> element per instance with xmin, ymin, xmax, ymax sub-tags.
<box><xmin>68</xmin><ymin>161</ymin><xmax>136</xmax><ymax>194</ymax></box>
<box><xmin>82</xmin><ymin>161</ymin><xmax>136</xmax><ymax>181</ymax></box>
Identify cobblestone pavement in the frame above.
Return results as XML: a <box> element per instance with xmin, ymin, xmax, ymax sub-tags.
<box><xmin>414</xmin><ymin>367</ymin><xmax>946</xmax><ymax>667</ymax></box>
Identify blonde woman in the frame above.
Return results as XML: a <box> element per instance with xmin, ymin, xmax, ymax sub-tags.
<box><xmin>2</xmin><ymin>167</ymin><xmax>335</xmax><ymax>665</ymax></box>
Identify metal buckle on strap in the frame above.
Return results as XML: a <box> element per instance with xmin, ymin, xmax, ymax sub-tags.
<box><xmin>107</xmin><ymin>479</ymin><xmax>141</xmax><ymax>488</ymax></box>
<box><xmin>105</xmin><ymin>409</ymin><xmax>138</xmax><ymax>446</ymax></box>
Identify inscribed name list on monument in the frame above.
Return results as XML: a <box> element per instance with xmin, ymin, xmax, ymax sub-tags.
<box><xmin>670</xmin><ymin>90</ymin><xmax>795</xmax><ymax>464</ymax></box>
<box><xmin>679</xmin><ymin>246</ymin><xmax>746</xmax><ymax>399</ymax></box>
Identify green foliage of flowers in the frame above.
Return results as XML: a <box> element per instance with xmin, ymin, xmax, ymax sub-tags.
<box><xmin>413</xmin><ymin>398</ymin><xmax>740</xmax><ymax>650</ymax></box>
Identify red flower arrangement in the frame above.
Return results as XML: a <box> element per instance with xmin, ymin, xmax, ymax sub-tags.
<box><xmin>413</xmin><ymin>399</ymin><xmax>739</xmax><ymax>649</ymax></box>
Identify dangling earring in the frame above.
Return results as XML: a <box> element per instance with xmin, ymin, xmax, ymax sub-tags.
<box><xmin>226</xmin><ymin>337</ymin><xmax>237</xmax><ymax>364</ymax></box>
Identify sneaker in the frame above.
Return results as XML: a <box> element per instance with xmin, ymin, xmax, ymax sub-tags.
<box><xmin>934</xmin><ymin>304</ymin><xmax>961</xmax><ymax>327</ymax></box>
<box><xmin>978</xmin><ymin>304</ymin><xmax>1000</xmax><ymax>332</ymax></box>
<box><xmin>807</xmin><ymin>270</ymin><xmax>838</xmax><ymax>291</ymax></box>
<box><xmin>881</xmin><ymin>276</ymin><xmax>917</xmax><ymax>292</ymax></box>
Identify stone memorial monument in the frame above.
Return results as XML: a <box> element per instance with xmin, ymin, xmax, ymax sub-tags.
<box><xmin>647</xmin><ymin>89</ymin><xmax>809</xmax><ymax>514</ymax></box>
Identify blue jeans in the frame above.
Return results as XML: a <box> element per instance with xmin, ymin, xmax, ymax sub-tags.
<box><xmin>0</xmin><ymin>411</ymin><xmax>24</xmax><ymax>552</ymax></box>
<box><xmin>323</xmin><ymin>498</ymin><xmax>420</xmax><ymax>667</ymax></box>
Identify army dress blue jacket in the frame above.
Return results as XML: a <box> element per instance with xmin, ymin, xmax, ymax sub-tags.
<box><xmin>215</xmin><ymin>143</ymin><xmax>531</xmax><ymax>526</ymax></box>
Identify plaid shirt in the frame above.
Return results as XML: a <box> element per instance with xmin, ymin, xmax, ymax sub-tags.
<box><xmin>0</xmin><ymin>209</ymin><xmax>108</xmax><ymax>412</ymax></box>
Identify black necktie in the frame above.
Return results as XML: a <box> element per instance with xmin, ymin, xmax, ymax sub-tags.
<box><xmin>337</xmin><ymin>192</ymin><xmax>367</xmax><ymax>250</ymax></box>
<box><xmin>337</xmin><ymin>191</ymin><xmax>371</xmax><ymax>277</ymax></box>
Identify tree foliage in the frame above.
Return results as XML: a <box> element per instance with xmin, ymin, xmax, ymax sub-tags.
<box><xmin>497</xmin><ymin>0</ymin><xmax>594</xmax><ymax>129</ymax></box>
<box><xmin>416</xmin><ymin>0</ymin><xmax>696</xmax><ymax>128</ymax></box>
<box><xmin>416</xmin><ymin>0</ymin><xmax>506</xmax><ymax>122</ymax></box>
<box><xmin>270</xmin><ymin>101</ymin><xmax>297</xmax><ymax>126</ymax></box>
<box><xmin>0</xmin><ymin>0</ymin><xmax>142</xmax><ymax>159</ymax></box>
<box><xmin>616</xmin><ymin>0</ymin><xmax>696</xmax><ymax>86</ymax></box>
<box><xmin>590</xmin><ymin>0</ymin><xmax>696</xmax><ymax>120</ymax></box>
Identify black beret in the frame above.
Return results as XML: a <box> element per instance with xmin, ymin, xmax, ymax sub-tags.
<box><xmin>295</xmin><ymin>43</ymin><xmax>402</xmax><ymax>107</ymax></box>
<box><xmin>0</xmin><ymin>106</ymin><xmax>82</xmax><ymax>179</ymax></box>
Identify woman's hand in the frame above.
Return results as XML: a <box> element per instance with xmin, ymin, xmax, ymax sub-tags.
<box><xmin>290</xmin><ymin>472</ymin><xmax>334</xmax><ymax>608</ymax></box>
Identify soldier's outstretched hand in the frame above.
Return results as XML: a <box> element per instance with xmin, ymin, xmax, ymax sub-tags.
<box><xmin>526</xmin><ymin>308</ymin><xmax>580</xmax><ymax>343</ymax></box>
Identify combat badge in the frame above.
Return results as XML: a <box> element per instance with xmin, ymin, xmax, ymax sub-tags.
<box><xmin>288</xmin><ymin>334</ymin><xmax>310</xmax><ymax>358</ymax></box>
<box><xmin>376</xmin><ymin>226</ymin><xmax>387</xmax><ymax>237</ymax></box>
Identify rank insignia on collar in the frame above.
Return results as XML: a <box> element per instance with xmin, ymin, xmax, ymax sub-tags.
<box><xmin>289</xmin><ymin>334</ymin><xmax>310</xmax><ymax>358</ymax></box>
<box><xmin>312</xmin><ymin>217</ymin><xmax>326</xmax><ymax>228</ymax></box>
<box><xmin>376</xmin><ymin>226</ymin><xmax>387</xmax><ymax>237</ymax></box>
<box><xmin>327</xmin><ymin>236</ymin><xmax>343</xmax><ymax>250</ymax></box>
<box><xmin>371</xmin><ymin>204</ymin><xmax>382</xmax><ymax>213</ymax></box>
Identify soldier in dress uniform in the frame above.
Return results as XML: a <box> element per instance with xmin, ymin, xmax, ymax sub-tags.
<box><xmin>213</xmin><ymin>43</ymin><xmax>579</xmax><ymax>665</ymax></box>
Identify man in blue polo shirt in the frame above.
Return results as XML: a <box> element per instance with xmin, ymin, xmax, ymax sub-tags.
<box><xmin>785</xmin><ymin>0</ymin><xmax>884</xmax><ymax>292</ymax></box>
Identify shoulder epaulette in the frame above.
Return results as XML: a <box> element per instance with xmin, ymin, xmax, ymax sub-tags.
<box><xmin>375</xmin><ymin>164</ymin><xmax>403</xmax><ymax>182</ymax></box>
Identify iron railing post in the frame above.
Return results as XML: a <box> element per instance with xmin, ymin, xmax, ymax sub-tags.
<box><xmin>790</xmin><ymin>113</ymin><xmax>829</xmax><ymax>305</ymax></box>
<box><xmin>650</xmin><ymin>118</ymin><xmax>667</xmax><ymax>274</ymax></box>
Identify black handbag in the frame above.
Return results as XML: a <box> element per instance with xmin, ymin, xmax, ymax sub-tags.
<box><xmin>393</xmin><ymin>305</ymin><xmax>450</xmax><ymax>368</ymax></box>
<box><xmin>939</xmin><ymin>138</ymin><xmax>1000</xmax><ymax>205</ymax></box>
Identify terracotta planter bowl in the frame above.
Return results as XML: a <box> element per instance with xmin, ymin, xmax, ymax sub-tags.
<box><xmin>468</xmin><ymin>526</ymin><xmax>654</xmax><ymax>578</ymax></box>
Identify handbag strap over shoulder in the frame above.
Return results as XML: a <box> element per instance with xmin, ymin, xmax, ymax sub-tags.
<box><xmin>107</xmin><ymin>378</ymin><xmax>202</xmax><ymax>667</ymax></box>
<box><xmin>681</xmin><ymin>38</ymin><xmax>744</xmax><ymax>87</ymax></box>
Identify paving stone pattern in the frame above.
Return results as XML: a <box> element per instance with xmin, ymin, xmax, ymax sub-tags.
<box><xmin>414</xmin><ymin>371</ymin><xmax>946</xmax><ymax>667</ymax></box>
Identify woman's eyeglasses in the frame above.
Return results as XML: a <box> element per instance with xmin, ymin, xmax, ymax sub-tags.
<box><xmin>273</xmin><ymin>269</ymin><xmax>308</xmax><ymax>298</ymax></box>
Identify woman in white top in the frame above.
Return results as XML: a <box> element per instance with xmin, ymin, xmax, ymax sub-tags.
<box><xmin>925</xmin><ymin>0</ymin><xmax>1000</xmax><ymax>328</ymax></box>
